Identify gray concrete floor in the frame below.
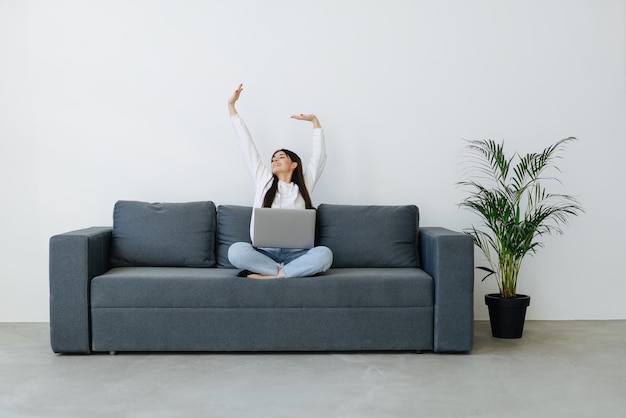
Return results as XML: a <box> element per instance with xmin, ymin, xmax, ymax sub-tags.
<box><xmin>1</xmin><ymin>321</ymin><xmax>625</xmax><ymax>418</ymax></box>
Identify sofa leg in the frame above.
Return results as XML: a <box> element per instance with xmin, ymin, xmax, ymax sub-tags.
<box><xmin>415</xmin><ymin>350</ymin><xmax>424</xmax><ymax>354</ymax></box>
<box><xmin>109</xmin><ymin>351</ymin><xmax>117</xmax><ymax>356</ymax></box>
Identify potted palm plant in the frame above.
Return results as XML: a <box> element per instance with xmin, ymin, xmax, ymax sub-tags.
<box><xmin>458</xmin><ymin>137</ymin><xmax>583</xmax><ymax>338</ymax></box>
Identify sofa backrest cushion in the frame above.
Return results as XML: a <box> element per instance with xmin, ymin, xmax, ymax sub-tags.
<box><xmin>216</xmin><ymin>205</ymin><xmax>252</xmax><ymax>268</ymax></box>
<box><xmin>316</xmin><ymin>204</ymin><xmax>420</xmax><ymax>268</ymax></box>
<box><xmin>111</xmin><ymin>200</ymin><xmax>217</xmax><ymax>267</ymax></box>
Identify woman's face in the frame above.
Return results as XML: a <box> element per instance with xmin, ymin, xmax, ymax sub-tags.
<box><xmin>271</xmin><ymin>151</ymin><xmax>298</xmax><ymax>175</ymax></box>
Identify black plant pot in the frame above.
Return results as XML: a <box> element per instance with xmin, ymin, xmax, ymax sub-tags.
<box><xmin>485</xmin><ymin>293</ymin><xmax>531</xmax><ymax>339</ymax></box>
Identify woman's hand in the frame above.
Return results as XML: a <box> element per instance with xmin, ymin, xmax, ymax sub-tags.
<box><xmin>228</xmin><ymin>84</ymin><xmax>243</xmax><ymax>116</ymax></box>
<box><xmin>290</xmin><ymin>113</ymin><xmax>321</xmax><ymax>129</ymax></box>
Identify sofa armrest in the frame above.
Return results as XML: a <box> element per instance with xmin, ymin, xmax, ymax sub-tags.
<box><xmin>49</xmin><ymin>227</ymin><xmax>112</xmax><ymax>353</ymax></box>
<box><xmin>419</xmin><ymin>227</ymin><xmax>474</xmax><ymax>353</ymax></box>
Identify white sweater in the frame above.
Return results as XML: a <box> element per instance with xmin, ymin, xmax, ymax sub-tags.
<box><xmin>230</xmin><ymin>114</ymin><xmax>327</xmax><ymax>209</ymax></box>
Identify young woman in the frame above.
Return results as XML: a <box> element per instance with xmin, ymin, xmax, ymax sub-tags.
<box><xmin>227</xmin><ymin>84</ymin><xmax>333</xmax><ymax>279</ymax></box>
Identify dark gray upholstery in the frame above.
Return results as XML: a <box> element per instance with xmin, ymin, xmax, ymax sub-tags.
<box><xmin>49</xmin><ymin>227</ymin><xmax>112</xmax><ymax>353</ymax></box>
<box><xmin>49</xmin><ymin>202</ymin><xmax>474</xmax><ymax>354</ymax></box>
<box><xmin>419</xmin><ymin>227</ymin><xmax>474</xmax><ymax>353</ymax></box>
<box><xmin>91</xmin><ymin>267</ymin><xmax>433</xmax><ymax>308</ymax></box>
<box><xmin>216</xmin><ymin>205</ymin><xmax>252</xmax><ymax>268</ymax></box>
<box><xmin>91</xmin><ymin>307</ymin><xmax>434</xmax><ymax>352</ymax></box>
<box><xmin>316</xmin><ymin>204</ymin><xmax>420</xmax><ymax>268</ymax></box>
<box><xmin>111</xmin><ymin>200</ymin><xmax>217</xmax><ymax>267</ymax></box>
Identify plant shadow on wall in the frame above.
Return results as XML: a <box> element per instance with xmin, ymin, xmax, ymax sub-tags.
<box><xmin>458</xmin><ymin>138</ymin><xmax>584</xmax><ymax>339</ymax></box>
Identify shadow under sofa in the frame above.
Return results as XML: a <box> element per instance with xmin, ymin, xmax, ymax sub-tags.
<box><xmin>49</xmin><ymin>201</ymin><xmax>474</xmax><ymax>354</ymax></box>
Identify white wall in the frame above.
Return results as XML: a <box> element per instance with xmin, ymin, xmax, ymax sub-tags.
<box><xmin>1</xmin><ymin>0</ymin><xmax>624</xmax><ymax>321</ymax></box>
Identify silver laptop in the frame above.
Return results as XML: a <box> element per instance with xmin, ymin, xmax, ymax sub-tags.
<box><xmin>252</xmin><ymin>208</ymin><xmax>316</xmax><ymax>249</ymax></box>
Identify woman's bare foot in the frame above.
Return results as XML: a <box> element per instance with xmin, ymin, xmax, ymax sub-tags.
<box><xmin>246</xmin><ymin>268</ymin><xmax>285</xmax><ymax>279</ymax></box>
<box><xmin>246</xmin><ymin>273</ymin><xmax>281</xmax><ymax>279</ymax></box>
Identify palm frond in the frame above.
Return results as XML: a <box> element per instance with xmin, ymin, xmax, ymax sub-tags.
<box><xmin>458</xmin><ymin>137</ymin><xmax>583</xmax><ymax>297</ymax></box>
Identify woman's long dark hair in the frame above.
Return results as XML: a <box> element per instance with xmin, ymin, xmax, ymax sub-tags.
<box><xmin>262</xmin><ymin>149</ymin><xmax>314</xmax><ymax>209</ymax></box>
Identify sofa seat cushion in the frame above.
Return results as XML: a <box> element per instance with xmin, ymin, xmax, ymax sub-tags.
<box><xmin>91</xmin><ymin>267</ymin><xmax>433</xmax><ymax>309</ymax></box>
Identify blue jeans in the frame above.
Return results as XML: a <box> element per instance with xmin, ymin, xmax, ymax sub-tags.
<box><xmin>228</xmin><ymin>242</ymin><xmax>333</xmax><ymax>278</ymax></box>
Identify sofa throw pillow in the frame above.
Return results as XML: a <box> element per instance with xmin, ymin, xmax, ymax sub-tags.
<box><xmin>111</xmin><ymin>200</ymin><xmax>216</xmax><ymax>267</ymax></box>
<box><xmin>316</xmin><ymin>204</ymin><xmax>419</xmax><ymax>268</ymax></box>
<box><xmin>216</xmin><ymin>205</ymin><xmax>253</xmax><ymax>268</ymax></box>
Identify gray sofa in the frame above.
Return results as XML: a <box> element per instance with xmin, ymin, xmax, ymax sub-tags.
<box><xmin>49</xmin><ymin>201</ymin><xmax>474</xmax><ymax>354</ymax></box>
